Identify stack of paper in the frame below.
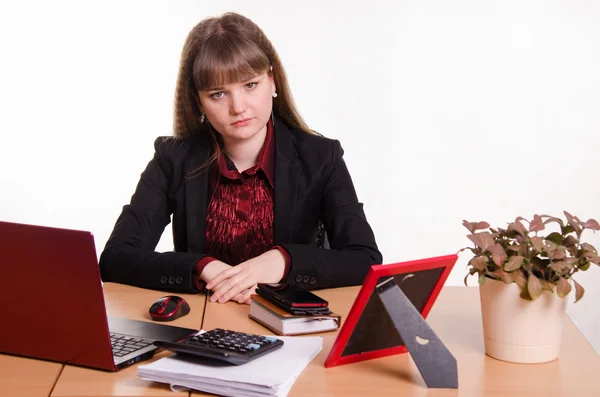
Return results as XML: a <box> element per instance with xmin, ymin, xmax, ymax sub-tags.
<box><xmin>138</xmin><ymin>334</ymin><xmax>323</xmax><ymax>397</ymax></box>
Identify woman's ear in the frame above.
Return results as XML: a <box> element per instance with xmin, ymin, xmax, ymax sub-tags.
<box><xmin>194</xmin><ymin>93</ymin><xmax>204</xmax><ymax>113</ymax></box>
<box><xmin>269</xmin><ymin>74</ymin><xmax>276</xmax><ymax>95</ymax></box>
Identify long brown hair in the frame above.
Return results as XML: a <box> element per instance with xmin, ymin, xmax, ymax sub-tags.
<box><xmin>173</xmin><ymin>12</ymin><xmax>313</xmax><ymax>167</ymax></box>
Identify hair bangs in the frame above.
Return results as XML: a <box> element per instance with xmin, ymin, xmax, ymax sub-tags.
<box><xmin>193</xmin><ymin>35</ymin><xmax>270</xmax><ymax>91</ymax></box>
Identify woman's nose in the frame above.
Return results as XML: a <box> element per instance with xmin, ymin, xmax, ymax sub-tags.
<box><xmin>229</xmin><ymin>90</ymin><xmax>247</xmax><ymax>115</ymax></box>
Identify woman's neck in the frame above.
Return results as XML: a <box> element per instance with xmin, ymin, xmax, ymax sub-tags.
<box><xmin>222</xmin><ymin>124</ymin><xmax>268</xmax><ymax>172</ymax></box>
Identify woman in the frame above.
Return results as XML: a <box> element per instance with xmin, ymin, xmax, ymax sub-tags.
<box><xmin>99</xmin><ymin>12</ymin><xmax>381</xmax><ymax>304</ymax></box>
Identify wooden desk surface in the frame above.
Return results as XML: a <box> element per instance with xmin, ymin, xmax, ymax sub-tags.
<box><xmin>0</xmin><ymin>355</ymin><xmax>63</xmax><ymax>397</ymax></box>
<box><xmin>50</xmin><ymin>283</ymin><xmax>206</xmax><ymax>397</ymax></box>
<box><xmin>4</xmin><ymin>285</ymin><xmax>599</xmax><ymax>397</ymax></box>
<box><xmin>198</xmin><ymin>286</ymin><xmax>600</xmax><ymax>397</ymax></box>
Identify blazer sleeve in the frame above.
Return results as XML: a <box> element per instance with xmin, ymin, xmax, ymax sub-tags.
<box><xmin>99</xmin><ymin>138</ymin><xmax>206</xmax><ymax>293</ymax></box>
<box><xmin>280</xmin><ymin>140</ymin><xmax>382</xmax><ymax>290</ymax></box>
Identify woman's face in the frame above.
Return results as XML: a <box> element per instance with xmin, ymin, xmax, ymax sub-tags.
<box><xmin>198</xmin><ymin>72</ymin><xmax>275</xmax><ymax>144</ymax></box>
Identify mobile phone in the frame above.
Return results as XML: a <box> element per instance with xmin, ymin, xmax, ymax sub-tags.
<box><xmin>256</xmin><ymin>283</ymin><xmax>329</xmax><ymax>308</ymax></box>
<box><xmin>256</xmin><ymin>291</ymin><xmax>332</xmax><ymax>315</ymax></box>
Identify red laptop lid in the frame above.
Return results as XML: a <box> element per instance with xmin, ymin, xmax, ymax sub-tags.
<box><xmin>324</xmin><ymin>254</ymin><xmax>457</xmax><ymax>368</ymax></box>
<box><xmin>0</xmin><ymin>221</ymin><xmax>116</xmax><ymax>371</ymax></box>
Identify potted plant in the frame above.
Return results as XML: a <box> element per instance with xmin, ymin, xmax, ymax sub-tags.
<box><xmin>461</xmin><ymin>211</ymin><xmax>600</xmax><ymax>364</ymax></box>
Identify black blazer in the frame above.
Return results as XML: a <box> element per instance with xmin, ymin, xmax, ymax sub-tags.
<box><xmin>99</xmin><ymin>118</ymin><xmax>382</xmax><ymax>293</ymax></box>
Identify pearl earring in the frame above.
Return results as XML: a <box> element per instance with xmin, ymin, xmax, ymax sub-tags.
<box><xmin>272</xmin><ymin>92</ymin><xmax>278</xmax><ymax>98</ymax></box>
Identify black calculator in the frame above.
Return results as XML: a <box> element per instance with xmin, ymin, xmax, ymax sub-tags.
<box><xmin>155</xmin><ymin>328</ymin><xmax>284</xmax><ymax>365</ymax></box>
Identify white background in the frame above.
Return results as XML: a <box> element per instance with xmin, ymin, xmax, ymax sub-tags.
<box><xmin>1</xmin><ymin>1</ymin><xmax>599</xmax><ymax>353</ymax></box>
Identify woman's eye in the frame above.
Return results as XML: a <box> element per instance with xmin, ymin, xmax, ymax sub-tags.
<box><xmin>245</xmin><ymin>82</ymin><xmax>257</xmax><ymax>89</ymax></box>
<box><xmin>210</xmin><ymin>91</ymin><xmax>225</xmax><ymax>99</ymax></box>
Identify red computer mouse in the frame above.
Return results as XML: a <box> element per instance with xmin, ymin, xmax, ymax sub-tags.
<box><xmin>149</xmin><ymin>295</ymin><xmax>191</xmax><ymax>322</ymax></box>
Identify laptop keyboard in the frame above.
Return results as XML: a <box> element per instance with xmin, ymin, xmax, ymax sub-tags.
<box><xmin>110</xmin><ymin>332</ymin><xmax>154</xmax><ymax>357</ymax></box>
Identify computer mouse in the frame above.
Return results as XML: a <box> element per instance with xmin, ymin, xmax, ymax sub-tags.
<box><xmin>149</xmin><ymin>295</ymin><xmax>191</xmax><ymax>322</ymax></box>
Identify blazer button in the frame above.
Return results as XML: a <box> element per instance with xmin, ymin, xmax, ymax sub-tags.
<box><xmin>303</xmin><ymin>275</ymin><xmax>310</xmax><ymax>283</ymax></box>
<box><xmin>168</xmin><ymin>276</ymin><xmax>175</xmax><ymax>285</ymax></box>
<box><xmin>309</xmin><ymin>277</ymin><xmax>316</xmax><ymax>285</ymax></box>
<box><xmin>160</xmin><ymin>276</ymin><xmax>167</xmax><ymax>284</ymax></box>
<box><xmin>295</xmin><ymin>275</ymin><xmax>303</xmax><ymax>283</ymax></box>
<box><xmin>176</xmin><ymin>276</ymin><xmax>183</xmax><ymax>285</ymax></box>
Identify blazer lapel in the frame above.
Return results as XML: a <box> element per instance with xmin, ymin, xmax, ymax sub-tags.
<box><xmin>273</xmin><ymin>117</ymin><xmax>299</xmax><ymax>244</ymax></box>
<box><xmin>184</xmin><ymin>136</ymin><xmax>210</xmax><ymax>253</ymax></box>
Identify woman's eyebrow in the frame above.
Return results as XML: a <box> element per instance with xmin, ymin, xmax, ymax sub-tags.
<box><xmin>203</xmin><ymin>75</ymin><xmax>262</xmax><ymax>92</ymax></box>
<box><xmin>242</xmin><ymin>74</ymin><xmax>260</xmax><ymax>82</ymax></box>
<box><xmin>203</xmin><ymin>86</ymin><xmax>225</xmax><ymax>92</ymax></box>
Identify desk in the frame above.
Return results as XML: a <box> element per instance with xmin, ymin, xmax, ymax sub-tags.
<box><xmin>49</xmin><ymin>283</ymin><xmax>206</xmax><ymax>397</ymax></box>
<box><xmin>2</xmin><ymin>285</ymin><xmax>599</xmax><ymax>397</ymax></box>
<box><xmin>0</xmin><ymin>355</ymin><xmax>63</xmax><ymax>397</ymax></box>
<box><xmin>199</xmin><ymin>286</ymin><xmax>600</xmax><ymax>397</ymax></box>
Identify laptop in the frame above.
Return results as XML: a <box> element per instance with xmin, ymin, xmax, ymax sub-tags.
<box><xmin>0</xmin><ymin>221</ymin><xmax>199</xmax><ymax>371</ymax></box>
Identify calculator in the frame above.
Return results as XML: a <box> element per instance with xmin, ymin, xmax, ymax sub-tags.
<box><xmin>155</xmin><ymin>328</ymin><xmax>284</xmax><ymax>365</ymax></box>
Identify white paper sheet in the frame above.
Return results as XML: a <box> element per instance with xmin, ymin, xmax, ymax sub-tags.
<box><xmin>138</xmin><ymin>334</ymin><xmax>323</xmax><ymax>397</ymax></box>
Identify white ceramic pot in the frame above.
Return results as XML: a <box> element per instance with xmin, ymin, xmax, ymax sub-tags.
<box><xmin>479</xmin><ymin>277</ymin><xmax>568</xmax><ymax>364</ymax></box>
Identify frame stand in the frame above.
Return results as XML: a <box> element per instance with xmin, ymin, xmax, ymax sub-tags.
<box><xmin>376</xmin><ymin>277</ymin><xmax>458</xmax><ymax>389</ymax></box>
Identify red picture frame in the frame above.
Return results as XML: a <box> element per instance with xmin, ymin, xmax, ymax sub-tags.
<box><xmin>324</xmin><ymin>254</ymin><xmax>458</xmax><ymax>368</ymax></box>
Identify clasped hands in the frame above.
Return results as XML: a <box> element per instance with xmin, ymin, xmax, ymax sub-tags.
<box><xmin>201</xmin><ymin>249</ymin><xmax>285</xmax><ymax>305</ymax></box>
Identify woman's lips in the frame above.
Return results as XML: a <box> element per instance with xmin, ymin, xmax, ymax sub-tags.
<box><xmin>232</xmin><ymin>118</ymin><xmax>252</xmax><ymax>126</ymax></box>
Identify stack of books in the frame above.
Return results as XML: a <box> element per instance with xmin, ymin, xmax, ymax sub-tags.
<box><xmin>137</xmin><ymin>333</ymin><xmax>323</xmax><ymax>397</ymax></box>
<box><xmin>249</xmin><ymin>295</ymin><xmax>341</xmax><ymax>336</ymax></box>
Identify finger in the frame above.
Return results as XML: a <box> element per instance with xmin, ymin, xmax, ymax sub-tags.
<box><xmin>215</xmin><ymin>276</ymin><xmax>256</xmax><ymax>303</ymax></box>
<box><xmin>240</xmin><ymin>296</ymin><xmax>252</xmax><ymax>305</ymax></box>
<box><xmin>233</xmin><ymin>287</ymin><xmax>249</xmax><ymax>302</ymax></box>
<box><xmin>233</xmin><ymin>292</ymin><xmax>245</xmax><ymax>302</ymax></box>
<box><xmin>210</xmin><ymin>273</ymin><xmax>249</xmax><ymax>302</ymax></box>
<box><xmin>240</xmin><ymin>289</ymin><xmax>255</xmax><ymax>304</ymax></box>
<box><xmin>237</xmin><ymin>284</ymin><xmax>257</xmax><ymax>304</ymax></box>
<box><xmin>206</xmin><ymin>266</ymin><xmax>241</xmax><ymax>290</ymax></box>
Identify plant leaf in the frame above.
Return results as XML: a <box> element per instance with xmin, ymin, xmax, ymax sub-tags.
<box><xmin>573</xmin><ymin>279</ymin><xmax>585</xmax><ymax>303</ymax></box>
<box><xmin>564</xmin><ymin>211</ymin><xmax>582</xmax><ymax>234</ymax></box>
<box><xmin>504</xmin><ymin>255</ymin><xmax>525</xmax><ymax>272</ymax></box>
<box><xmin>540</xmin><ymin>279</ymin><xmax>554</xmax><ymax>292</ymax></box>
<box><xmin>493</xmin><ymin>270</ymin><xmax>513</xmax><ymax>284</ymax></box>
<box><xmin>529</xmin><ymin>214</ymin><xmax>545</xmax><ymax>232</ymax></box>
<box><xmin>550</xmin><ymin>261</ymin><xmax>573</xmax><ymax>274</ymax></box>
<box><xmin>508</xmin><ymin>220</ymin><xmax>528</xmax><ymax>237</ymax></box>
<box><xmin>579</xmin><ymin>261</ymin><xmax>591</xmax><ymax>271</ymax></box>
<box><xmin>520</xmin><ymin>288</ymin><xmax>532</xmax><ymax>300</ymax></box>
<box><xmin>557</xmin><ymin>278</ymin><xmax>571</xmax><ymax>298</ymax></box>
<box><xmin>467</xmin><ymin>232</ymin><xmax>496</xmax><ymax>251</ymax></box>
<box><xmin>488</xmin><ymin>243</ymin><xmax>508</xmax><ymax>267</ymax></box>
<box><xmin>541</xmin><ymin>215</ymin><xmax>564</xmax><ymax>227</ymax></box>
<box><xmin>562</xmin><ymin>225</ymin><xmax>575</xmax><ymax>235</ymax></box>
<box><xmin>478</xmin><ymin>274</ymin><xmax>486</xmax><ymax>285</ymax></box>
<box><xmin>463</xmin><ymin>220</ymin><xmax>490</xmax><ymax>233</ymax></box>
<box><xmin>583</xmin><ymin>219</ymin><xmax>600</xmax><ymax>230</ymax></box>
<box><xmin>563</xmin><ymin>235</ymin><xmax>578</xmax><ymax>248</ymax></box>
<box><xmin>546</xmin><ymin>232</ymin><xmax>563</xmax><ymax>245</ymax></box>
<box><xmin>527</xmin><ymin>274</ymin><xmax>543</xmax><ymax>300</ymax></box>
<box><xmin>552</xmin><ymin>247</ymin><xmax>567</xmax><ymax>260</ymax></box>
<box><xmin>582</xmin><ymin>243</ymin><xmax>598</xmax><ymax>256</ymax></box>
<box><xmin>463</xmin><ymin>273</ymin><xmax>471</xmax><ymax>286</ymax></box>
<box><xmin>513</xmin><ymin>272</ymin><xmax>528</xmax><ymax>289</ymax></box>
<box><xmin>530</xmin><ymin>236</ymin><xmax>544</xmax><ymax>253</ymax></box>
<box><xmin>469</xmin><ymin>256</ymin><xmax>488</xmax><ymax>271</ymax></box>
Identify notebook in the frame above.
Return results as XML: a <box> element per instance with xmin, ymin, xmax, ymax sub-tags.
<box><xmin>249</xmin><ymin>294</ymin><xmax>341</xmax><ymax>335</ymax></box>
<box><xmin>0</xmin><ymin>221</ymin><xmax>198</xmax><ymax>371</ymax></box>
